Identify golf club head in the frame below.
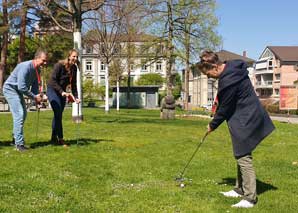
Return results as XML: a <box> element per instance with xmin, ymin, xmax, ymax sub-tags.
<box><xmin>175</xmin><ymin>173</ymin><xmax>186</xmax><ymax>183</ymax></box>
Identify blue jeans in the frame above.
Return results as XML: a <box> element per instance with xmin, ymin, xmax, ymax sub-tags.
<box><xmin>3</xmin><ymin>85</ymin><xmax>27</xmax><ymax>145</ymax></box>
<box><xmin>47</xmin><ymin>86</ymin><xmax>66</xmax><ymax>139</ymax></box>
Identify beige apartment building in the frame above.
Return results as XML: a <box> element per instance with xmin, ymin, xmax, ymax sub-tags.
<box><xmin>81</xmin><ymin>33</ymin><xmax>167</xmax><ymax>85</ymax></box>
<box><xmin>254</xmin><ymin>46</ymin><xmax>298</xmax><ymax>102</ymax></box>
<box><xmin>184</xmin><ymin>50</ymin><xmax>254</xmax><ymax>109</ymax></box>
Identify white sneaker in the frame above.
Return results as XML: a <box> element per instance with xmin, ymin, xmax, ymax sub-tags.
<box><xmin>231</xmin><ymin>199</ymin><xmax>254</xmax><ymax>208</ymax></box>
<box><xmin>220</xmin><ymin>190</ymin><xmax>242</xmax><ymax>198</ymax></box>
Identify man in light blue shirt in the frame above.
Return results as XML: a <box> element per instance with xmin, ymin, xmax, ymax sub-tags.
<box><xmin>3</xmin><ymin>50</ymin><xmax>48</xmax><ymax>152</ymax></box>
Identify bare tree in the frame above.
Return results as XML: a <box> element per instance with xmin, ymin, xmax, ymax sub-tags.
<box><xmin>119</xmin><ymin>0</ymin><xmax>147</xmax><ymax>108</ymax></box>
<box><xmin>84</xmin><ymin>0</ymin><xmax>125</xmax><ymax>112</ymax></box>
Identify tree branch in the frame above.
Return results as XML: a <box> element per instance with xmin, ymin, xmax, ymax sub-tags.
<box><xmin>48</xmin><ymin>12</ymin><xmax>73</xmax><ymax>32</ymax></box>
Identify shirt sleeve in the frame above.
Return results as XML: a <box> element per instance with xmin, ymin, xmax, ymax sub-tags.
<box><xmin>209</xmin><ymin>84</ymin><xmax>238</xmax><ymax>130</ymax></box>
<box><xmin>17</xmin><ymin>64</ymin><xmax>36</xmax><ymax>99</ymax></box>
<box><xmin>51</xmin><ymin>63</ymin><xmax>64</xmax><ymax>94</ymax></box>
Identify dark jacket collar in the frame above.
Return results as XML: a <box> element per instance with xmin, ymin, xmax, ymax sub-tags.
<box><xmin>218</xmin><ymin>60</ymin><xmax>248</xmax><ymax>93</ymax></box>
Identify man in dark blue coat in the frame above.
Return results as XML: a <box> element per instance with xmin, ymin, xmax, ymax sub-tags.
<box><xmin>198</xmin><ymin>50</ymin><xmax>275</xmax><ymax>208</ymax></box>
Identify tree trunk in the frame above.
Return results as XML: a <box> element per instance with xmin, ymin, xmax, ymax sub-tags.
<box><xmin>72</xmin><ymin>31</ymin><xmax>83</xmax><ymax>122</ymax></box>
<box><xmin>116</xmin><ymin>79</ymin><xmax>119</xmax><ymax>111</ymax></box>
<box><xmin>0</xmin><ymin>0</ymin><xmax>9</xmax><ymax>91</ymax></box>
<box><xmin>105</xmin><ymin>63</ymin><xmax>109</xmax><ymax>113</ymax></box>
<box><xmin>184</xmin><ymin>27</ymin><xmax>191</xmax><ymax>110</ymax></box>
<box><xmin>71</xmin><ymin>1</ymin><xmax>83</xmax><ymax>122</ymax></box>
<box><xmin>166</xmin><ymin>0</ymin><xmax>174</xmax><ymax>96</ymax></box>
<box><xmin>18</xmin><ymin>1</ymin><xmax>27</xmax><ymax>63</ymax></box>
<box><xmin>127</xmin><ymin>69</ymin><xmax>131</xmax><ymax>108</ymax></box>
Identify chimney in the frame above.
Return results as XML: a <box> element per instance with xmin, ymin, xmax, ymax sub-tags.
<box><xmin>243</xmin><ymin>51</ymin><xmax>247</xmax><ymax>57</ymax></box>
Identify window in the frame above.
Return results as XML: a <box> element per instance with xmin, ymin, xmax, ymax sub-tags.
<box><xmin>101</xmin><ymin>62</ymin><xmax>106</xmax><ymax>72</ymax></box>
<box><xmin>129</xmin><ymin>76</ymin><xmax>134</xmax><ymax>85</ymax></box>
<box><xmin>86</xmin><ymin>46</ymin><xmax>93</xmax><ymax>54</ymax></box>
<box><xmin>268</xmin><ymin>60</ymin><xmax>273</xmax><ymax>70</ymax></box>
<box><xmin>275</xmin><ymin>89</ymin><xmax>279</xmax><ymax>95</ymax></box>
<box><xmin>113</xmin><ymin>44</ymin><xmax>121</xmax><ymax>54</ymax></box>
<box><xmin>141</xmin><ymin>60</ymin><xmax>148</xmax><ymax>72</ymax></box>
<box><xmin>156</xmin><ymin>45</ymin><xmax>164</xmax><ymax>54</ymax></box>
<box><xmin>156</xmin><ymin>61</ymin><xmax>162</xmax><ymax>72</ymax></box>
<box><xmin>130</xmin><ymin>64</ymin><xmax>134</xmax><ymax>72</ymax></box>
<box><xmin>275</xmin><ymin>73</ymin><xmax>280</xmax><ymax>81</ymax></box>
<box><xmin>86</xmin><ymin>61</ymin><xmax>92</xmax><ymax>72</ymax></box>
<box><xmin>100</xmin><ymin>76</ymin><xmax>105</xmax><ymax>84</ymax></box>
<box><xmin>142</xmin><ymin>64</ymin><xmax>148</xmax><ymax>72</ymax></box>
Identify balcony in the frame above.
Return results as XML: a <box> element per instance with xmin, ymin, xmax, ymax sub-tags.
<box><xmin>254</xmin><ymin>69</ymin><xmax>274</xmax><ymax>74</ymax></box>
<box><xmin>255</xmin><ymin>81</ymin><xmax>273</xmax><ymax>88</ymax></box>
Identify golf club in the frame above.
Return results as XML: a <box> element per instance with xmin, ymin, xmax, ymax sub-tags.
<box><xmin>35</xmin><ymin>106</ymin><xmax>40</xmax><ymax>142</ymax></box>
<box><xmin>76</xmin><ymin>102</ymin><xmax>80</xmax><ymax>144</ymax></box>
<box><xmin>175</xmin><ymin>131</ymin><xmax>209</xmax><ymax>183</ymax></box>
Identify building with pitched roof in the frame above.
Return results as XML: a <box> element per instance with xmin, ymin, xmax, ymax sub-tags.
<box><xmin>254</xmin><ymin>46</ymin><xmax>298</xmax><ymax>101</ymax></box>
<box><xmin>81</xmin><ymin>32</ymin><xmax>167</xmax><ymax>86</ymax></box>
<box><xmin>184</xmin><ymin>50</ymin><xmax>254</xmax><ymax>109</ymax></box>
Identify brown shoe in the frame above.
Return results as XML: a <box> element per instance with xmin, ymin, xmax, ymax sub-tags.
<box><xmin>58</xmin><ymin>138</ymin><xmax>69</xmax><ymax>147</ymax></box>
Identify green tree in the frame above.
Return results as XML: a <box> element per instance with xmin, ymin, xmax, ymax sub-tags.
<box><xmin>82</xmin><ymin>79</ymin><xmax>105</xmax><ymax>103</ymax></box>
<box><xmin>135</xmin><ymin>73</ymin><xmax>164</xmax><ymax>86</ymax></box>
<box><xmin>174</xmin><ymin>0</ymin><xmax>221</xmax><ymax>110</ymax></box>
<box><xmin>143</xmin><ymin>0</ymin><xmax>221</xmax><ymax>104</ymax></box>
<box><xmin>172</xmin><ymin>73</ymin><xmax>182</xmax><ymax>99</ymax></box>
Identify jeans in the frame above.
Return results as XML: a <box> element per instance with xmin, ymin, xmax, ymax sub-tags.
<box><xmin>47</xmin><ymin>86</ymin><xmax>66</xmax><ymax>139</ymax></box>
<box><xmin>234</xmin><ymin>153</ymin><xmax>257</xmax><ymax>203</ymax></box>
<box><xmin>3</xmin><ymin>85</ymin><xmax>27</xmax><ymax>145</ymax></box>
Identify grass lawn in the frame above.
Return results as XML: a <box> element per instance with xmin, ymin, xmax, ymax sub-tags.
<box><xmin>0</xmin><ymin>108</ymin><xmax>297</xmax><ymax>212</ymax></box>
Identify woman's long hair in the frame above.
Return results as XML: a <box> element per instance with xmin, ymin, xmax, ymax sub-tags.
<box><xmin>59</xmin><ymin>49</ymin><xmax>79</xmax><ymax>72</ymax></box>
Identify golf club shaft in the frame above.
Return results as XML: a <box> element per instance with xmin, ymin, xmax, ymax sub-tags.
<box><xmin>179</xmin><ymin>132</ymin><xmax>208</xmax><ymax>178</ymax></box>
<box><xmin>35</xmin><ymin>108</ymin><xmax>40</xmax><ymax>142</ymax></box>
<box><xmin>76</xmin><ymin>102</ymin><xmax>79</xmax><ymax>144</ymax></box>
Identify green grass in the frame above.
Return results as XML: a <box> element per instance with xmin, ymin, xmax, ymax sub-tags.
<box><xmin>0</xmin><ymin>108</ymin><xmax>297</xmax><ymax>212</ymax></box>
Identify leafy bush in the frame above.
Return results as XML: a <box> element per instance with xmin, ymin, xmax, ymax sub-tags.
<box><xmin>82</xmin><ymin>80</ymin><xmax>105</xmax><ymax>101</ymax></box>
<box><xmin>135</xmin><ymin>73</ymin><xmax>164</xmax><ymax>86</ymax></box>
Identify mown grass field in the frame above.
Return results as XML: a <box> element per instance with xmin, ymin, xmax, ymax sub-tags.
<box><xmin>0</xmin><ymin>108</ymin><xmax>297</xmax><ymax>212</ymax></box>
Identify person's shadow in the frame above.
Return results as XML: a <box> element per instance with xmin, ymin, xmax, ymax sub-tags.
<box><xmin>217</xmin><ymin>177</ymin><xmax>277</xmax><ymax>195</ymax></box>
<box><xmin>29</xmin><ymin>138</ymin><xmax>114</xmax><ymax>149</ymax></box>
<box><xmin>0</xmin><ymin>140</ymin><xmax>14</xmax><ymax>148</ymax></box>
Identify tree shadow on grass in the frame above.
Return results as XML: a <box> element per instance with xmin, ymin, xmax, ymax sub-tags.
<box><xmin>217</xmin><ymin>177</ymin><xmax>278</xmax><ymax>195</ymax></box>
<box><xmin>29</xmin><ymin>138</ymin><xmax>114</xmax><ymax>149</ymax></box>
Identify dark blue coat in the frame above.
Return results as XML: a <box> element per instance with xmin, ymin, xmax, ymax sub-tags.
<box><xmin>209</xmin><ymin>60</ymin><xmax>275</xmax><ymax>157</ymax></box>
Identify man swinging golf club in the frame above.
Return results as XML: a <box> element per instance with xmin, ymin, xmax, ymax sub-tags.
<box><xmin>197</xmin><ymin>50</ymin><xmax>275</xmax><ymax>208</ymax></box>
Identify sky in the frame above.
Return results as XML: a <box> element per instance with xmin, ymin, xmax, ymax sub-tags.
<box><xmin>216</xmin><ymin>0</ymin><xmax>298</xmax><ymax>60</ymax></box>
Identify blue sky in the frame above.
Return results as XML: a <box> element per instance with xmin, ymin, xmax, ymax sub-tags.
<box><xmin>216</xmin><ymin>0</ymin><xmax>298</xmax><ymax>60</ymax></box>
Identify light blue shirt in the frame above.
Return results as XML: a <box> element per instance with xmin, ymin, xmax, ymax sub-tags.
<box><xmin>4</xmin><ymin>60</ymin><xmax>40</xmax><ymax>99</ymax></box>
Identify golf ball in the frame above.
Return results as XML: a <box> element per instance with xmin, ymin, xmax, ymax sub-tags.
<box><xmin>180</xmin><ymin>183</ymin><xmax>185</xmax><ymax>188</ymax></box>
